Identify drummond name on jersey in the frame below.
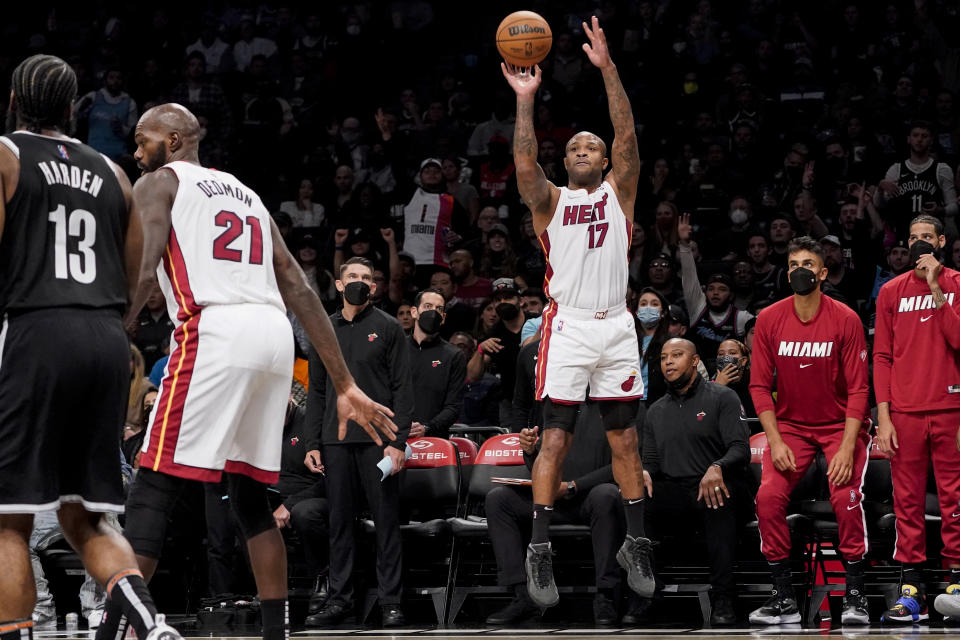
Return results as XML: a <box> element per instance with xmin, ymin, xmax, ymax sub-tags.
<box><xmin>196</xmin><ymin>178</ymin><xmax>254</xmax><ymax>207</ymax></box>
<box><xmin>37</xmin><ymin>160</ymin><xmax>104</xmax><ymax>197</ymax></box>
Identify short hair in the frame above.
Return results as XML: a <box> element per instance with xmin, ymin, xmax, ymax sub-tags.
<box><xmin>520</xmin><ymin>288</ymin><xmax>547</xmax><ymax>304</ymax></box>
<box><xmin>786</xmin><ymin>236</ymin><xmax>825</xmax><ymax>263</ymax></box>
<box><xmin>909</xmin><ymin>214</ymin><xmax>944</xmax><ymax>236</ymax></box>
<box><xmin>909</xmin><ymin>119</ymin><xmax>933</xmax><ymax>135</ymax></box>
<box><xmin>450</xmin><ymin>331</ymin><xmax>476</xmax><ymax>349</ymax></box>
<box><xmin>414</xmin><ymin>287</ymin><xmax>447</xmax><ymax>308</ymax></box>
<box><xmin>11</xmin><ymin>54</ymin><xmax>78</xmax><ymax>133</ymax></box>
<box><xmin>185</xmin><ymin>50</ymin><xmax>206</xmax><ymax>66</ymax></box>
<box><xmin>339</xmin><ymin>256</ymin><xmax>374</xmax><ymax>279</ymax></box>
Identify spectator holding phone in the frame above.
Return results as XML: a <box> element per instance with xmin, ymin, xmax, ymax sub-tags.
<box><xmin>712</xmin><ymin>339</ymin><xmax>755</xmax><ymax>420</ymax></box>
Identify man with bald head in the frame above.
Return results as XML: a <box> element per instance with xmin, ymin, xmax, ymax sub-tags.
<box><xmin>642</xmin><ymin>339</ymin><xmax>749</xmax><ymax>625</ymax></box>
<box><xmin>95</xmin><ymin>103</ymin><xmax>400</xmax><ymax>640</ymax></box>
<box><xmin>450</xmin><ymin>248</ymin><xmax>492</xmax><ymax>311</ymax></box>
<box><xmin>502</xmin><ymin>16</ymin><xmax>651</xmax><ymax>609</ymax></box>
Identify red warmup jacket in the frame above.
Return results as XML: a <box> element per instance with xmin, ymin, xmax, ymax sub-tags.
<box><xmin>874</xmin><ymin>267</ymin><xmax>960</xmax><ymax>413</ymax></box>
<box><xmin>749</xmin><ymin>294</ymin><xmax>869</xmax><ymax>428</ymax></box>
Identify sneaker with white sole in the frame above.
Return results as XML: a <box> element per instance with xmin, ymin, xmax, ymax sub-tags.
<box><xmin>882</xmin><ymin>584</ymin><xmax>928</xmax><ymax>623</ymax></box>
<box><xmin>86</xmin><ymin>610</ymin><xmax>104</xmax><ymax>630</ymax></box>
<box><xmin>749</xmin><ymin>585</ymin><xmax>801</xmax><ymax>625</ymax></box>
<box><xmin>144</xmin><ymin>614</ymin><xmax>184</xmax><ymax>640</ymax></box>
<box><xmin>935</xmin><ymin>584</ymin><xmax>960</xmax><ymax>622</ymax></box>
<box><xmin>841</xmin><ymin>589</ymin><xmax>870</xmax><ymax>625</ymax></box>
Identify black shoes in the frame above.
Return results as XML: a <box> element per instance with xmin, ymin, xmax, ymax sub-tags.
<box><xmin>308</xmin><ymin>574</ymin><xmax>330</xmax><ymax>614</ymax></box>
<box><xmin>593</xmin><ymin>593</ymin><xmax>618</xmax><ymax>626</ymax></box>
<box><xmin>841</xmin><ymin>589</ymin><xmax>870</xmax><ymax>625</ymax></box>
<box><xmin>710</xmin><ymin>594</ymin><xmax>736</xmax><ymax>626</ymax></box>
<box><xmin>525</xmin><ymin>542</ymin><xmax>560</xmax><ymax>607</ymax></box>
<box><xmin>617</xmin><ymin>535</ymin><xmax>656</xmax><ymax>597</ymax></box>
<box><xmin>381</xmin><ymin>604</ymin><xmax>406</xmax><ymax>628</ymax></box>
<box><xmin>749</xmin><ymin>583</ymin><xmax>801</xmax><ymax>625</ymax></box>
<box><xmin>304</xmin><ymin>601</ymin><xmax>351</xmax><ymax>627</ymax></box>
<box><xmin>485</xmin><ymin>587</ymin><xmax>539</xmax><ymax>625</ymax></box>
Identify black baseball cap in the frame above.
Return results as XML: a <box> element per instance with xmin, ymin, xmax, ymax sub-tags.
<box><xmin>707</xmin><ymin>272</ymin><xmax>733</xmax><ymax>288</ymax></box>
<box><xmin>492</xmin><ymin>277</ymin><xmax>518</xmax><ymax>298</ymax></box>
<box><xmin>668</xmin><ymin>304</ymin><xmax>689</xmax><ymax>326</ymax></box>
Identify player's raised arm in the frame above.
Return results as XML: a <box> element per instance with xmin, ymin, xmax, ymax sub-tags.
<box><xmin>501</xmin><ymin>62</ymin><xmax>558</xmax><ymax>230</ymax></box>
<box><xmin>268</xmin><ymin>218</ymin><xmax>398</xmax><ymax>445</ymax></box>
<box><xmin>582</xmin><ymin>16</ymin><xmax>640</xmax><ymax>216</ymax></box>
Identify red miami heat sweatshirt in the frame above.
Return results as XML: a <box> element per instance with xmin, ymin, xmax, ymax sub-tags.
<box><xmin>874</xmin><ymin>267</ymin><xmax>960</xmax><ymax>413</ymax></box>
<box><xmin>749</xmin><ymin>294</ymin><xmax>869</xmax><ymax>428</ymax></box>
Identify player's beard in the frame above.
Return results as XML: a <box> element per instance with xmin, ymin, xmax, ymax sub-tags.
<box><xmin>139</xmin><ymin>146</ymin><xmax>168</xmax><ymax>174</ymax></box>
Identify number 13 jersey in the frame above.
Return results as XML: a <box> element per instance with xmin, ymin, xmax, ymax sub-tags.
<box><xmin>540</xmin><ymin>181</ymin><xmax>631</xmax><ymax>310</ymax></box>
<box><xmin>0</xmin><ymin>132</ymin><xmax>127</xmax><ymax>314</ymax></box>
<box><xmin>158</xmin><ymin>161</ymin><xmax>284</xmax><ymax>323</ymax></box>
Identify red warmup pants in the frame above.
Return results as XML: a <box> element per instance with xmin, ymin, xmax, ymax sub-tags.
<box><xmin>890</xmin><ymin>409</ymin><xmax>960</xmax><ymax>564</ymax></box>
<box><xmin>756</xmin><ymin>425</ymin><xmax>870</xmax><ymax>562</ymax></box>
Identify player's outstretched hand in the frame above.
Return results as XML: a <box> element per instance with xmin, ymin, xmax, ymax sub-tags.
<box><xmin>826</xmin><ymin>444</ymin><xmax>854</xmax><ymax>486</ymax></box>
<box><xmin>501</xmin><ymin>62</ymin><xmax>542</xmax><ymax>99</ymax></box>
<box><xmin>337</xmin><ymin>383</ymin><xmax>398</xmax><ymax>446</ymax></box>
<box><xmin>582</xmin><ymin>15</ymin><xmax>613</xmax><ymax>69</ymax></box>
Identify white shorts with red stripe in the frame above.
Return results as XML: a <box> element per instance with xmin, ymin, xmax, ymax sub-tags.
<box><xmin>535</xmin><ymin>302</ymin><xmax>643</xmax><ymax>403</ymax></box>
<box><xmin>140</xmin><ymin>303</ymin><xmax>294</xmax><ymax>484</ymax></box>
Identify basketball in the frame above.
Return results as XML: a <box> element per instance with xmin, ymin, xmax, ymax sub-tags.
<box><xmin>496</xmin><ymin>11</ymin><xmax>552</xmax><ymax>68</ymax></box>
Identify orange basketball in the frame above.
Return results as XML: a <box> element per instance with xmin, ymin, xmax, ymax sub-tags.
<box><xmin>496</xmin><ymin>11</ymin><xmax>552</xmax><ymax>68</ymax></box>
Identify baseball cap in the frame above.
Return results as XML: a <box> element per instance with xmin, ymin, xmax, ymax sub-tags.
<box><xmin>491</xmin><ymin>277</ymin><xmax>517</xmax><ymax>297</ymax></box>
<box><xmin>420</xmin><ymin>158</ymin><xmax>442</xmax><ymax>171</ymax></box>
<box><xmin>488</xmin><ymin>223</ymin><xmax>509</xmax><ymax>238</ymax></box>
<box><xmin>707</xmin><ymin>272</ymin><xmax>733</xmax><ymax>288</ymax></box>
<box><xmin>821</xmin><ymin>234</ymin><xmax>841</xmax><ymax>247</ymax></box>
<box><xmin>668</xmin><ymin>304</ymin><xmax>689</xmax><ymax>326</ymax></box>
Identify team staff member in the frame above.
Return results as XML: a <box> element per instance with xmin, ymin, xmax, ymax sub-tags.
<box><xmin>875</xmin><ymin>215</ymin><xmax>960</xmax><ymax>623</ymax></box>
<box><xmin>643</xmin><ymin>339</ymin><xmax>749</xmax><ymax>626</ymax></box>
<box><xmin>304</xmin><ymin>257</ymin><xmax>414</xmax><ymax>628</ymax></box>
<box><xmin>407</xmin><ymin>288</ymin><xmax>466</xmax><ymax>439</ymax></box>
<box><xmin>749</xmin><ymin>237</ymin><xmax>871</xmax><ymax>626</ymax></box>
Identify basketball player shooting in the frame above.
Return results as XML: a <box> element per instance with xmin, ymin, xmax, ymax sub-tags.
<box><xmin>501</xmin><ymin>16</ymin><xmax>654</xmax><ymax>608</ymax></box>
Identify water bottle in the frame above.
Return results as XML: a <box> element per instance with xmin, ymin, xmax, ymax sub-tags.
<box><xmin>65</xmin><ymin>613</ymin><xmax>79</xmax><ymax>630</ymax></box>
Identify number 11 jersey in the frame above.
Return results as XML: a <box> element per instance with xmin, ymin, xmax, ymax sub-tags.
<box><xmin>158</xmin><ymin>161</ymin><xmax>284</xmax><ymax>323</ymax></box>
<box><xmin>540</xmin><ymin>180</ymin><xmax>631</xmax><ymax>310</ymax></box>
<box><xmin>0</xmin><ymin>132</ymin><xmax>127</xmax><ymax>314</ymax></box>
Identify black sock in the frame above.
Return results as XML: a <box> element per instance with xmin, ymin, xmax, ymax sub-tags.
<box><xmin>260</xmin><ymin>599</ymin><xmax>288</xmax><ymax>640</ymax></box>
<box><xmin>902</xmin><ymin>563</ymin><xmax>924</xmax><ymax>590</ymax></box>
<box><xmin>622</xmin><ymin>497</ymin><xmax>645</xmax><ymax>538</ymax></box>
<box><xmin>845</xmin><ymin>559</ymin><xmax>866</xmax><ymax>591</ymax></box>
<box><xmin>531</xmin><ymin>504</ymin><xmax>553</xmax><ymax>545</ymax></box>
<box><xmin>0</xmin><ymin>618</ymin><xmax>33</xmax><ymax>640</ymax></box>
<box><xmin>106</xmin><ymin>572</ymin><xmax>158</xmax><ymax>640</ymax></box>
<box><xmin>94</xmin><ymin>600</ymin><xmax>127</xmax><ymax>640</ymax></box>
<box><xmin>951</xmin><ymin>568</ymin><xmax>960</xmax><ymax>586</ymax></box>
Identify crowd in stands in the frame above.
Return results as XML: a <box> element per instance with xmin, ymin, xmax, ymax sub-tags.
<box><xmin>22</xmin><ymin>0</ymin><xmax>960</xmax><ymax>627</ymax></box>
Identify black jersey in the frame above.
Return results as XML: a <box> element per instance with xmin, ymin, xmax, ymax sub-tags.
<box><xmin>0</xmin><ymin>132</ymin><xmax>127</xmax><ymax>314</ymax></box>
<box><xmin>891</xmin><ymin>160</ymin><xmax>945</xmax><ymax>228</ymax></box>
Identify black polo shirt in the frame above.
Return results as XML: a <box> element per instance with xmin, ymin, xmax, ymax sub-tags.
<box><xmin>407</xmin><ymin>334</ymin><xmax>466</xmax><ymax>438</ymax></box>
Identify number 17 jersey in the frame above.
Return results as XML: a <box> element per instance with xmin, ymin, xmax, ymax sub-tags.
<box><xmin>540</xmin><ymin>181</ymin><xmax>631</xmax><ymax>310</ymax></box>
<box><xmin>158</xmin><ymin>161</ymin><xmax>283</xmax><ymax>323</ymax></box>
<box><xmin>0</xmin><ymin>132</ymin><xmax>127</xmax><ymax>314</ymax></box>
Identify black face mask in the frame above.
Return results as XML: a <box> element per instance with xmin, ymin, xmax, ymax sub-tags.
<box><xmin>496</xmin><ymin>302</ymin><xmax>521</xmax><ymax>322</ymax></box>
<box><xmin>909</xmin><ymin>239</ymin><xmax>941</xmax><ymax>267</ymax></box>
<box><xmin>416</xmin><ymin>309</ymin><xmax>443</xmax><ymax>335</ymax></box>
<box><xmin>343</xmin><ymin>281</ymin><xmax>371</xmax><ymax>305</ymax></box>
<box><xmin>668</xmin><ymin>369</ymin><xmax>694</xmax><ymax>390</ymax></box>
<box><xmin>789</xmin><ymin>267</ymin><xmax>819</xmax><ymax>296</ymax></box>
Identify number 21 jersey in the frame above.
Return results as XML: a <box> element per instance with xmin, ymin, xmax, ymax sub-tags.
<box><xmin>540</xmin><ymin>181</ymin><xmax>630</xmax><ymax>310</ymax></box>
<box><xmin>0</xmin><ymin>132</ymin><xmax>127</xmax><ymax>314</ymax></box>
<box><xmin>158</xmin><ymin>161</ymin><xmax>283</xmax><ymax>323</ymax></box>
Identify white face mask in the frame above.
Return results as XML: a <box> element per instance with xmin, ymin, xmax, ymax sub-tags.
<box><xmin>729</xmin><ymin>208</ymin><xmax>749</xmax><ymax>225</ymax></box>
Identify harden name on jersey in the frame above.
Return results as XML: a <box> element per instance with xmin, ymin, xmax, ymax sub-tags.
<box><xmin>37</xmin><ymin>159</ymin><xmax>105</xmax><ymax>197</ymax></box>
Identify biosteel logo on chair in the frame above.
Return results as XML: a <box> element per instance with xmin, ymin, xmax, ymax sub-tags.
<box><xmin>408</xmin><ymin>437</ymin><xmax>452</xmax><ymax>463</ymax></box>
<box><xmin>477</xmin><ymin>435</ymin><xmax>525</xmax><ymax>463</ymax></box>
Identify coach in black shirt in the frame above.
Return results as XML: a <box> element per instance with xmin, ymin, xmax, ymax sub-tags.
<box><xmin>407</xmin><ymin>288</ymin><xmax>466</xmax><ymax>439</ymax></box>
<box><xmin>642</xmin><ymin>338</ymin><xmax>749</xmax><ymax>626</ymax></box>
<box><xmin>305</xmin><ymin>257</ymin><xmax>414</xmax><ymax>627</ymax></box>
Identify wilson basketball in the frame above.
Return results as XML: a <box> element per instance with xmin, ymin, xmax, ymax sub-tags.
<box><xmin>496</xmin><ymin>11</ymin><xmax>552</xmax><ymax>67</ymax></box>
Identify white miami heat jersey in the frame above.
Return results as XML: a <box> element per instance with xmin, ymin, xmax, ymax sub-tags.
<box><xmin>157</xmin><ymin>161</ymin><xmax>284</xmax><ymax>323</ymax></box>
<box><xmin>540</xmin><ymin>181</ymin><xmax>631</xmax><ymax>310</ymax></box>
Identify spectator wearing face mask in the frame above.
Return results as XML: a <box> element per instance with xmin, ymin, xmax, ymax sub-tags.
<box><xmin>634</xmin><ymin>288</ymin><xmax>672</xmax><ymax>406</ymax></box>
<box><xmin>712</xmin><ymin>339</ymin><xmax>756</xmax><ymax>420</ymax></box>
<box><xmin>406</xmin><ymin>289</ymin><xmax>466</xmax><ymax>439</ymax></box>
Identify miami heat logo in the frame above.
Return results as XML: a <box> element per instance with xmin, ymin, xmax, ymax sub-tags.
<box><xmin>368</xmin><ymin>333</ymin><xmax>378</xmax><ymax>342</ymax></box>
<box><xmin>432</xmin><ymin>360</ymin><xmax>441</xmax><ymax>368</ymax></box>
<box><xmin>290</xmin><ymin>437</ymin><xmax>299</xmax><ymax>446</ymax></box>
<box><xmin>621</xmin><ymin>371</ymin><xmax>637</xmax><ymax>391</ymax></box>
<box><xmin>696</xmin><ymin>411</ymin><xmax>706</xmax><ymax>421</ymax></box>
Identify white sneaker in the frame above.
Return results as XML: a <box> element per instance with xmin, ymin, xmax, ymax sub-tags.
<box><xmin>143</xmin><ymin>614</ymin><xmax>183</xmax><ymax>640</ymax></box>
<box><xmin>32</xmin><ymin>612</ymin><xmax>57</xmax><ymax>631</ymax></box>
<box><xmin>86</xmin><ymin>610</ymin><xmax>104</xmax><ymax>630</ymax></box>
<box><xmin>935</xmin><ymin>584</ymin><xmax>960</xmax><ymax>620</ymax></box>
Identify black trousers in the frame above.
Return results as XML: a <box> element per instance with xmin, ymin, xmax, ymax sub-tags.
<box><xmin>290</xmin><ymin>497</ymin><xmax>329</xmax><ymax>578</ymax></box>
<box><xmin>484</xmin><ymin>483</ymin><xmax>624</xmax><ymax>589</ymax></box>
<box><xmin>204</xmin><ymin>480</ymin><xmax>245</xmax><ymax>595</ymax></box>
<box><xmin>644</xmin><ymin>476</ymin><xmax>741</xmax><ymax>596</ymax></box>
<box><xmin>325</xmin><ymin>444</ymin><xmax>402</xmax><ymax>606</ymax></box>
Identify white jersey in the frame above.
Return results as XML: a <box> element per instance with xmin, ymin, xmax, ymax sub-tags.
<box><xmin>541</xmin><ymin>181</ymin><xmax>630</xmax><ymax>310</ymax></box>
<box><xmin>158</xmin><ymin>161</ymin><xmax>284</xmax><ymax>323</ymax></box>
<box><xmin>403</xmin><ymin>188</ymin><xmax>455</xmax><ymax>265</ymax></box>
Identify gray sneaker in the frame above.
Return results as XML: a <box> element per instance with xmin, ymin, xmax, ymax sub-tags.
<box><xmin>525</xmin><ymin>542</ymin><xmax>559</xmax><ymax>608</ymax></box>
<box><xmin>617</xmin><ymin>535</ymin><xmax>656</xmax><ymax>597</ymax></box>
